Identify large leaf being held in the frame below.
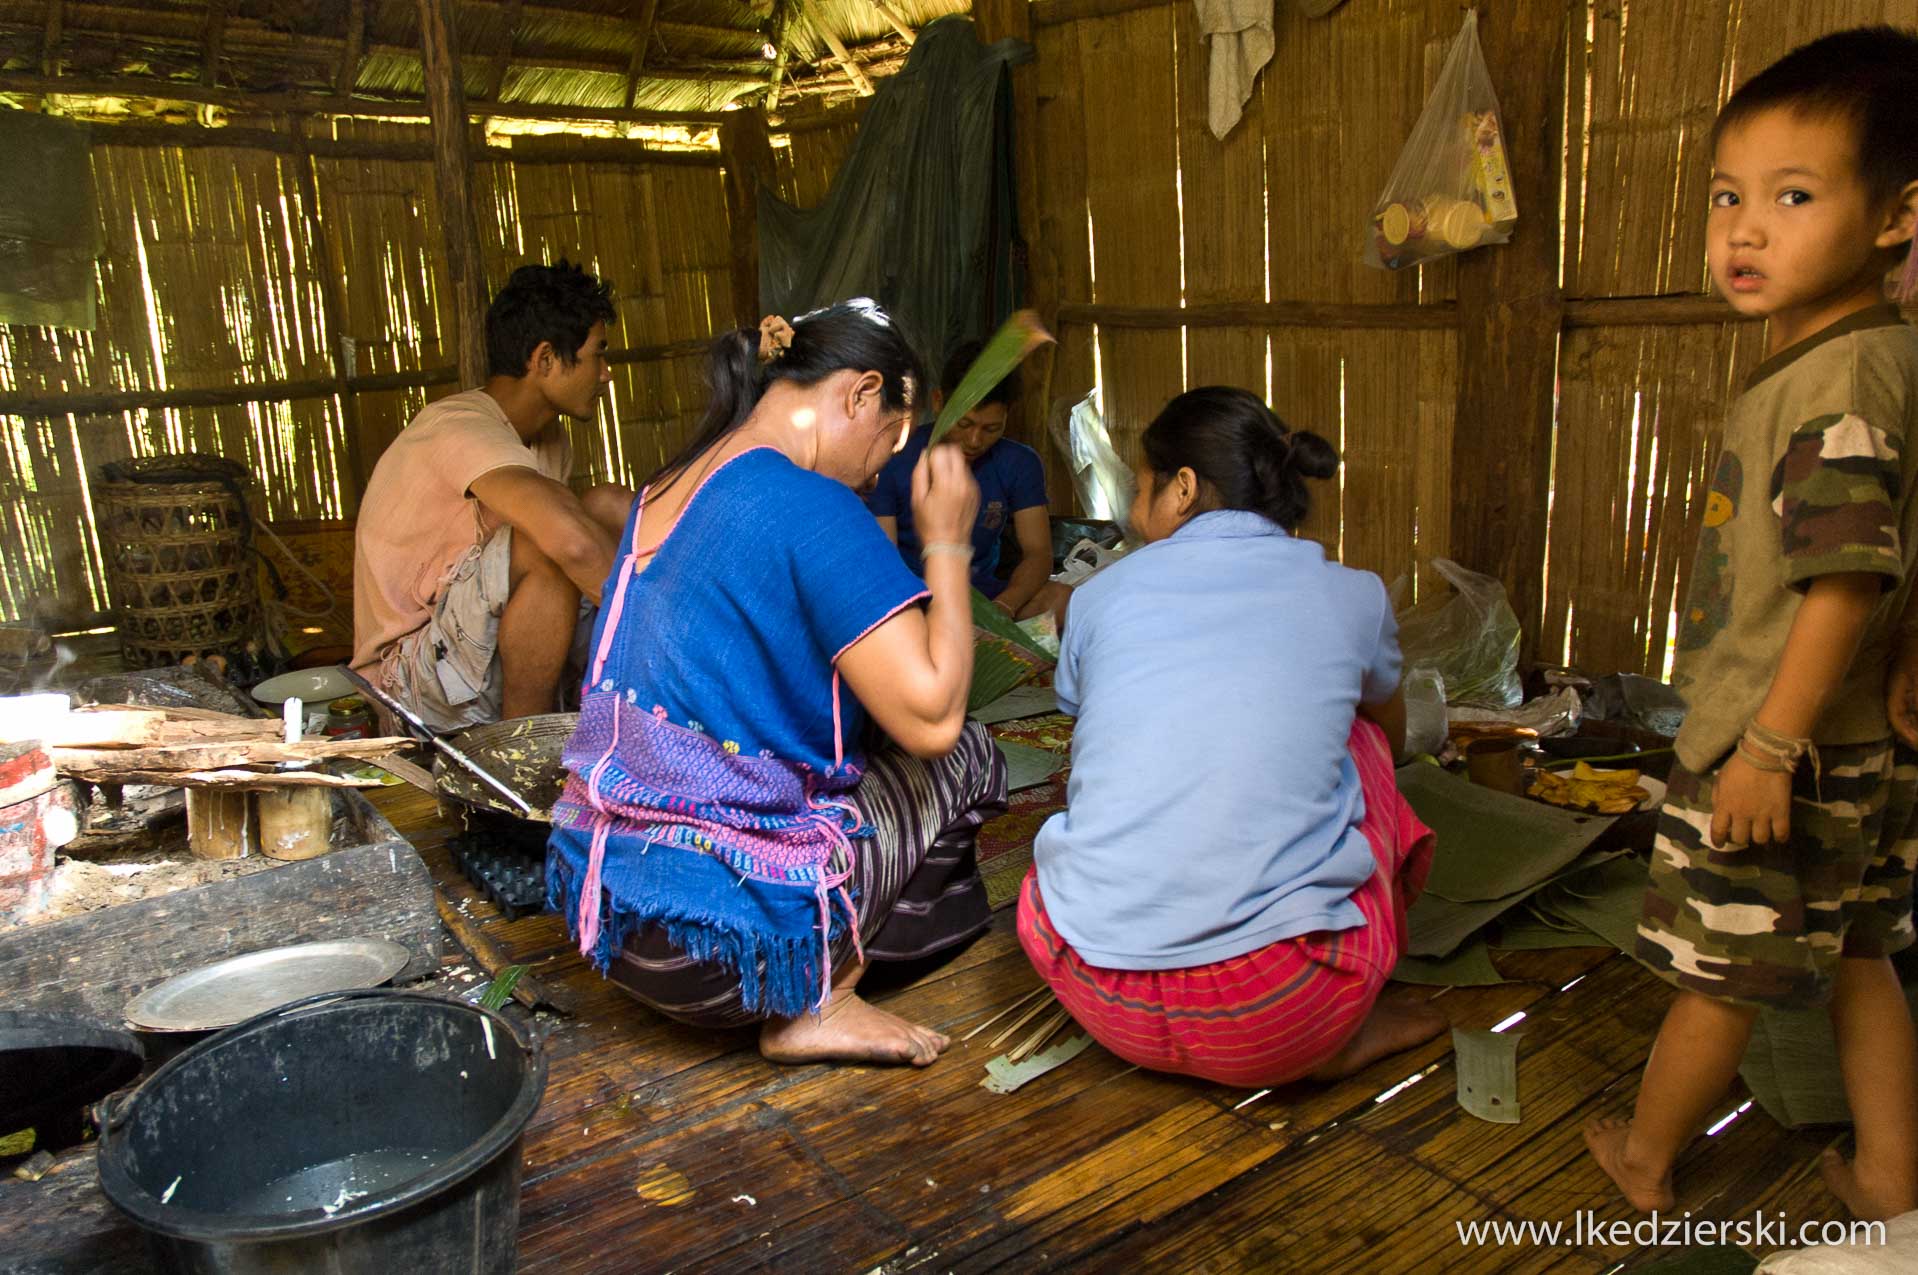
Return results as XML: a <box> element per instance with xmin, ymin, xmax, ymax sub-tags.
<box><xmin>929</xmin><ymin>311</ymin><xmax>1054</xmax><ymax>444</ymax></box>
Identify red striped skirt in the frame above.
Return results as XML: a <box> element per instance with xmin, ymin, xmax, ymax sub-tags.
<box><xmin>1016</xmin><ymin>719</ymin><xmax>1435</xmax><ymax>1088</ymax></box>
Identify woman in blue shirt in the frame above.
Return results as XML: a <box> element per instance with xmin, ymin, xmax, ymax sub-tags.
<box><xmin>1017</xmin><ymin>387</ymin><xmax>1445</xmax><ymax>1087</ymax></box>
<box><xmin>547</xmin><ymin>303</ymin><xmax>1008</xmax><ymax>1068</ymax></box>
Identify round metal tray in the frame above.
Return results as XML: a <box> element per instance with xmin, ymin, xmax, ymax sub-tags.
<box><xmin>123</xmin><ymin>938</ymin><xmax>412</xmax><ymax>1033</ymax></box>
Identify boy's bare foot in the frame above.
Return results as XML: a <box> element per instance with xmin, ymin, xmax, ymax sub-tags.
<box><xmin>1583</xmin><ymin>1118</ymin><xmax>1676</xmax><ymax>1213</ymax></box>
<box><xmin>1308</xmin><ymin>993</ymin><xmax>1448</xmax><ymax>1080</ymax></box>
<box><xmin>1820</xmin><ymin>1148</ymin><xmax>1918</xmax><ymax>1221</ymax></box>
<box><xmin>759</xmin><ymin>991</ymin><xmax>949</xmax><ymax>1067</ymax></box>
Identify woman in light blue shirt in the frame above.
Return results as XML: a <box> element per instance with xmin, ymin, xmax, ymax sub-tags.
<box><xmin>1016</xmin><ymin>387</ymin><xmax>1444</xmax><ymax>1087</ymax></box>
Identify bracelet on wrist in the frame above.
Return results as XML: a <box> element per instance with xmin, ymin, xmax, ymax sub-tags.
<box><xmin>922</xmin><ymin>541</ymin><xmax>974</xmax><ymax>562</ymax></box>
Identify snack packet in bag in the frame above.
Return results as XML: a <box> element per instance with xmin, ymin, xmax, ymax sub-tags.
<box><xmin>1363</xmin><ymin>11</ymin><xmax>1518</xmax><ymax>271</ymax></box>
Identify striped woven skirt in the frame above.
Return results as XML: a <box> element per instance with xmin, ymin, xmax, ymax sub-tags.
<box><xmin>609</xmin><ymin>721</ymin><xmax>1008</xmax><ymax>1027</ymax></box>
<box><xmin>1016</xmin><ymin>719</ymin><xmax>1435</xmax><ymax>1088</ymax></box>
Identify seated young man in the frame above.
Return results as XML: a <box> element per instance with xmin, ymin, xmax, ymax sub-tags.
<box><xmin>351</xmin><ymin>260</ymin><xmax>634</xmax><ymax>730</ymax></box>
<box><xmin>868</xmin><ymin>341</ymin><xmax>1068</xmax><ymax>620</ymax></box>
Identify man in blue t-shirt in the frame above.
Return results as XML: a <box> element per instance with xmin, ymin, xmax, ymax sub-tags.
<box><xmin>869</xmin><ymin>341</ymin><xmax>1064</xmax><ymax>618</ymax></box>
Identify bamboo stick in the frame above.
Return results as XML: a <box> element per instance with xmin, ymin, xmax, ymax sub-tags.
<box><xmin>801</xmin><ymin>1</ymin><xmax>873</xmax><ymax>96</ymax></box>
<box><xmin>420</xmin><ymin>0</ymin><xmax>488</xmax><ymax>389</ymax></box>
<box><xmin>335</xmin><ymin>0</ymin><xmax>365</xmax><ymax>96</ymax></box>
<box><xmin>1008</xmin><ymin>1008</ymin><xmax>1070</xmax><ymax>1063</ymax></box>
<box><xmin>41</xmin><ymin>0</ymin><xmax>63</xmax><ymax>77</ymax></box>
<box><xmin>435</xmin><ymin>892</ymin><xmax>574</xmax><ymax>1013</ymax></box>
<box><xmin>623</xmin><ymin>0</ymin><xmax>661</xmax><ymax>111</ymax></box>
<box><xmin>961</xmin><ymin>984</ymin><xmax>1049</xmax><ymax>1042</ymax></box>
<box><xmin>989</xmin><ymin>993</ymin><xmax>1057</xmax><ymax>1051</ymax></box>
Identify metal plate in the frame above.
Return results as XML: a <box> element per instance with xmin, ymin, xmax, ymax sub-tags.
<box><xmin>123</xmin><ymin>938</ymin><xmax>411</xmax><ymax>1033</ymax></box>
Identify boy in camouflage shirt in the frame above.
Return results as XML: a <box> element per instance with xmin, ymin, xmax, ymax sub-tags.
<box><xmin>1584</xmin><ymin>28</ymin><xmax>1918</xmax><ymax>1220</ymax></box>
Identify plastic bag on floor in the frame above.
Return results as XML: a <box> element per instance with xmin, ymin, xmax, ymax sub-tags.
<box><xmin>1362</xmin><ymin>11</ymin><xmax>1517</xmax><ymax>272</ymax></box>
<box><xmin>1392</xmin><ymin>559</ymin><xmax>1524</xmax><ymax>709</ymax></box>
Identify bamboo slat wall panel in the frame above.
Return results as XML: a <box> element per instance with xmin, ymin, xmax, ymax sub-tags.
<box><xmin>0</xmin><ymin>116</ymin><xmax>736</xmax><ymax>627</ymax></box>
<box><xmin>0</xmin><ymin>140</ymin><xmax>356</xmax><ymax>626</ymax></box>
<box><xmin>1543</xmin><ymin>322</ymin><xmax>1766</xmax><ymax>677</ymax></box>
<box><xmin>1028</xmin><ymin>16</ymin><xmax>1094</xmax><ymax>514</ymax></box>
<box><xmin>1561</xmin><ymin>0</ymin><xmax>1917</xmax><ymax>299</ymax></box>
<box><xmin>1081</xmin><ymin>4</ymin><xmax>1182</xmax><ymax>461</ymax></box>
<box><xmin>772</xmin><ymin>119</ymin><xmax>865</xmax><ymax>209</ymax></box>
<box><xmin>1023</xmin><ymin>0</ymin><xmax>1918</xmax><ymax>677</ymax></box>
<box><xmin>1275</xmin><ymin>328</ymin><xmax>1454</xmax><ymax>585</ymax></box>
<box><xmin>1258</xmin><ymin>0</ymin><xmax>1460</xmax><ymax>308</ymax></box>
<box><xmin>473</xmin><ymin>157</ymin><xmax>734</xmax><ymax>490</ymax></box>
<box><xmin>1032</xmin><ymin>0</ymin><xmax>1465</xmax><ymax>569</ymax></box>
<box><xmin>312</xmin><ymin>119</ymin><xmax>458</xmax><ymax>462</ymax></box>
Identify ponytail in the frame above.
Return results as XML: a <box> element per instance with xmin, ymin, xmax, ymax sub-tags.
<box><xmin>646</xmin><ymin>299</ymin><xmax>924</xmax><ymax>493</ymax></box>
<box><xmin>1140</xmin><ymin>386</ymin><xmax>1339</xmax><ymax>532</ymax></box>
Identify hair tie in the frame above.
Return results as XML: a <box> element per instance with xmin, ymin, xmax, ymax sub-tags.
<box><xmin>757</xmin><ymin>315</ymin><xmax>795</xmax><ymax>364</ymax></box>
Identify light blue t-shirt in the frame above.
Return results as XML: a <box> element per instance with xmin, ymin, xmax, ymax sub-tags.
<box><xmin>1033</xmin><ymin>508</ymin><xmax>1401</xmax><ymax>970</ymax></box>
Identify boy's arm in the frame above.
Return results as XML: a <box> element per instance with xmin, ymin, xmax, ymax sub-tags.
<box><xmin>1712</xmin><ymin>572</ymin><xmax>1880</xmax><ymax>848</ymax></box>
<box><xmin>992</xmin><ymin>506</ymin><xmax>1054</xmax><ymax>615</ymax></box>
<box><xmin>1890</xmin><ymin>592</ymin><xmax>1918</xmax><ymax>747</ymax></box>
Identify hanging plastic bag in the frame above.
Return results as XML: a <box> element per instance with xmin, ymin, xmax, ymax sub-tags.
<box><xmin>1393</xmin><ymin>558</ymin><xmax>1523</xmax><ymax>709</ymax></box>
<box><xmin>1362</xmin><ymin>11</ymin><xmax>1517</xmax><ymax>272</ymax></box>
<box><xmin>1049</xmin><ymin>390</ymin><xmax>1135</xmax><ymax>524</ymax></box>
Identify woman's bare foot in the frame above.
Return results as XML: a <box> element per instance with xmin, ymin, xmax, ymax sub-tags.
<box><xmin>1582</xmin><ymin>1118</ymin><xmax>1676</xmax><ymax>1212</ymax></box>
<box><xmin>1820</xmin><ymin>1148</ymin><xmax>1918</xmax><ymax>1221</ymax></box>
<box><xmin>1308</xmin><ymin>993</ymin><xmax>1448</xmax><ymax>1080</ymax></box>
<box><xmin>759</xmin><ymin>991</ymin><xmax>950</xmax><ymax>1067</ymax></box>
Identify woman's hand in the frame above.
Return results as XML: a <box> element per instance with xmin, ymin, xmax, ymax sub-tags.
<box><xmin>911</xmin><ymin>442</ymin><xmax>980</xmax><ymax>548</ymax></box>
<box><xmin>1709</xmin><ymin>751</ymin><xmax>1793</xmax><ymax>848</ymax></box>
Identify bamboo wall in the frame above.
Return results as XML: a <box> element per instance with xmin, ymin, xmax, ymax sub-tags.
<box><xmin>0</xmin><ymin>120</ymin><xmax>734</xmax><ymax>630</ymax></box>
<box><xmin>1014</xmin><ymin>0</ymin><xmax>1918</xmax><ymax>679</ymax></box>
<box><xmin>771</xmin><ymin>112</ymin><xmax>866</xmax><ymax>208</ymax></box>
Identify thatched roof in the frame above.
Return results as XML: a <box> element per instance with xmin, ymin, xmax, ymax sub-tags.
<box><xmin>0</xmin><ymin>0</ymin><xmax>970</xmax><ymax>122</ymax></box>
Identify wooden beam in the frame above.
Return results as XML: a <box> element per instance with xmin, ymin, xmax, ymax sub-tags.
<box><xmin>766</xmin><ymin>0</ymin><xmax>792</xmax><ymax>115</ymax></box>
<box><xmin>871</xmin><ymin>0</ymin><xmax>916</xmax><ymax>44</ymax></box>
<box><xmin>768</xmin><ymin>97</ymin><xmax>867</xmax><ymax>134</ymax></box>
<box><xmin>1564</xmin><ymin>294</ymin><xmax>1750</xmax><ymax>328</ymax></box>
<box><xmin>1450</xmin><ymin>2</ymin><xmax>1571</xmax><ymax>660</ymax></box>
<box><xmin>802</xmin><ymin>1</ymin><xmax>874</xmax><ymax>96</ymax></box>
<box><xmin>720</xmin><ymin>110</ymin><xmax>777</xmax><ymax>327</ymax></box>
<box><xmin>6</xmin><ymin>2</ymin><xmax>758</xmax><ymax>53</ymax></box>
<box><xmin>1031</xmin><ymin>0</ymin><xmax>1169</xmax><ymax>28</ymax></box>
<box><xmin>417</xmin><ymin>0</ymin><xmax>487</xmax><ymax>388</ymax></box>
<box><xmin>0</xmin><ymin>70</ymin><xmax>729</xmax><ymax>126</ymax></box>
<box><xmin>1056</xmin><ymin>300</ymin><xmax>1460</xmax><ymax>331</ymax></box>
<box><xmin>39</xmin><ymin>0</ymin><xmax>60</xmax><ymax>77</ymax></box>
<box><xmin>623</xmin><ymin>0</ymin><xmax>660</xmax><ymax>111</ymax></box>
<box><xmin>335</xmin><ymin>0</ymin><xmax>365</xmax><ymax>96</ymax></box>
<box><xmin>0</xmin><ymin>6</ymin><xmax>769</xmax><ymax>87</ymax></box>
<box><xmin>81</xmin><ymin>120</ymin><xmax>721</xmax><ymax>166</ymax></box>
<box><xmin>484</xmin><ymin>0</ymin><xmax>522</xmax><ymax>102</ymax></box>
<box><xmin>200</xmin><ymin>0</ymin><xmax>226</xmax><ymax>88</ymax></box>
<box><xmin>0</xmin><ymin>339</ymin><xmax>712</xmax><ymax>419</ymax></box>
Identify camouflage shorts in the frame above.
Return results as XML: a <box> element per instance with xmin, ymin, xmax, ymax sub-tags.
<box><xmin>1637</xmin><ymin>740</ymin><xmax>1918</xmax><ymax>1009</ymax></box>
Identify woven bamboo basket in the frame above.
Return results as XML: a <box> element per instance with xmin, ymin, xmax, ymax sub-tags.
<box><xmin>93</xmin><ymin>454</ymin><xmax>263</xmax><ymax>670</ymax></box>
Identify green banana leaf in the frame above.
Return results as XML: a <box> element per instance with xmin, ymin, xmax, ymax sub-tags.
<box><xmin>928</xmin><ymin>311</ymin><xmax>1054</xmax><ymax>444</ymax></box>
